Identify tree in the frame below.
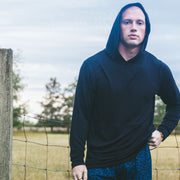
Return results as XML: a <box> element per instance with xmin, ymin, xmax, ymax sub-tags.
<box><xmin>37</xmin><ymin>77</ymin><xmax>63</xmax><ymax>132</ymax></box>
<box><xmin>13</xmin><ymin>52</ymin><xmax>27</xmax><ymax>129</ymax></box>
<box><xmin>61</xmin><ymin>78</ymin><xmax>77</xmax><ymax>133</ymax></box>
<box><xmin>154</xmin><ymin>95</ymin><xmax>166</xmax><ymax>126</ymax></box>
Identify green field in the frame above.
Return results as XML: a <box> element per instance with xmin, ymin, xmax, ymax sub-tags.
<box><xmin>12</xmin><ymin>131</ymin><xmax>180</xmax><ymax>180</ymax></box>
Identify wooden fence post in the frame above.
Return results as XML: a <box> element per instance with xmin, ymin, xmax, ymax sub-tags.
<box><xmin>0</xmin><ymin>49</ymin><xmax>13</xmax><ymax>180</ymax></box>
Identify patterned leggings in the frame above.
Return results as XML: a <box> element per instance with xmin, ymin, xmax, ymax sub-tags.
<box><xmin>88</xmin><ymin>143</ymin><xmax>152</xmax><ymax>180</ymax></box>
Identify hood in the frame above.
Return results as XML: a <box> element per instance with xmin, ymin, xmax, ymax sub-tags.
<box><xmin>106</xmin><ymin>2</ymin><xmax>151</xmax><ymax>57</ymax></box>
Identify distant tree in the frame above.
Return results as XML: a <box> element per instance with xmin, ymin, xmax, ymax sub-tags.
<box><xmin>154</xmin><ymin>95</ymin><xmax>166</xmax><ymax>126</ymax></box>
<box><xmin>13</xmin><ymin>52</ymin><xmax>27</xmax><ymax>129</ymax></box>
<box><xmin>61</xmin><ymin>78</ymin><xmax>77</xmax><ymax>133</ymax></box>
<box><xmin>37</xmin><ymin>77</ymin><xmax>63</xmax><ymax>132</ymax></box>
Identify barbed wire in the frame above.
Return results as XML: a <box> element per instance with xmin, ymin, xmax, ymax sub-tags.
<box><xmin>12</xmin><ymin>115</ymin><xmax>180</xmax><ymax>180</ymax></box>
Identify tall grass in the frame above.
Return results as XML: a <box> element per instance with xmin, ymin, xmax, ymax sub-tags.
<box><xmin>12</xmin><ymin>131</ymin><xmax>180</xmax><ymax>180</ymax></box>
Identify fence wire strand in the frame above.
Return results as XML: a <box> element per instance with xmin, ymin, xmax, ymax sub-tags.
<box><xmin>12</xmin><ymin>115</ymin><xmax>180</xmax><ymax>180</ymax></box>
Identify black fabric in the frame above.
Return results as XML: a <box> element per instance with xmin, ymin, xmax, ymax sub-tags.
<box><xmin>70</xmin><ymin>2</ymin><xmax>180</xmax><ymax>169</ymax></box>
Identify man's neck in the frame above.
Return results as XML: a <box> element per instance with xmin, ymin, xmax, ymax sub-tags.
<box><xmin>118</xmin><ymin>44</ymin><xmax>141</xmax><ymax>61</ymax></box>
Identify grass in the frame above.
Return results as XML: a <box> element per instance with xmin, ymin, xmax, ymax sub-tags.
<box><xmin>12</xmin><ymin>131</ymin><xmax>71</xmax><ymax>180</ymax></box>
<box><xmin>12</xmin><ymin>131</ymin><xmax>180</xmax><ymax>180</ymax></box>
<box><xmin>151</xmin><ymin>133</ymin><xmax>180</xmax><ymax>180</ymax></box>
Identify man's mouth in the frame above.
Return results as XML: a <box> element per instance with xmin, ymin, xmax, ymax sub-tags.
<box><xmin>128</xmin><ymin>34</ymin><xmax>138</xmax><ymax>39</ymax></box>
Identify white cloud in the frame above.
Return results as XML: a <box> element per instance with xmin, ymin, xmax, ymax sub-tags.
<box><xmin>18</xmin><ymin>62</ymin><xmax>78</xmax><ymax>90</ymax></box>
<box><xmin>151</xmin><ymin>34</ymin><xmax>180</xmax><ymax>41</ymax></box>
<box><xmin>19</xmin><ymin>90</ymin><xmax>45</xmax><ymax>115</ymax></box>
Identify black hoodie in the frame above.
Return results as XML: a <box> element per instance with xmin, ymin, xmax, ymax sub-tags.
<box><xmin>70</xmin><ymin>2</ymin><xmax>180</xmax><ymax>169</ymax></box>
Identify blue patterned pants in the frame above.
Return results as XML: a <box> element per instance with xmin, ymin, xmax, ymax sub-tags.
<box><xmin>88</xmin><ymin>143</ymin><xmax>151</xmax><ymax>180</ymax></box>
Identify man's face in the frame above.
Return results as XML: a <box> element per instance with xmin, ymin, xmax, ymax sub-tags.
<box><xmin>120</xmin><ymin>6</ymin><xmax>146</xmax><ymax>48</ymax></box>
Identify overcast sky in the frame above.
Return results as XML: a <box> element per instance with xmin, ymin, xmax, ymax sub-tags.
<box><xmin>0</xmin><ymin>0</ymin><xmax>179</xmax><ymax>115</ymax></box>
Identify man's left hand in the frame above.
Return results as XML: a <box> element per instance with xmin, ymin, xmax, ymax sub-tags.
<box><xmin>148</xmin><ymin>130</ymin><xmax>163</xmax><ymax>150</ymax></box>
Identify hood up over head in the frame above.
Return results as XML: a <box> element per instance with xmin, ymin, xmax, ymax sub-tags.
<box><xmin>106</xmin><ymin>2</ymin><xmax>151</xmax><ymax>57</ymax></box>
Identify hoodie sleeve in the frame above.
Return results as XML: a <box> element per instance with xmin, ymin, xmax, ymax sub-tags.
<box><xmin>157</xmin><ymin>63</ymin><xmax>180</xmax><ymax>140</ymax></box>
<box><xmin>70</xmin><ymin>61</ymin><xmax>95</xmax><ymax>168</ymax></box>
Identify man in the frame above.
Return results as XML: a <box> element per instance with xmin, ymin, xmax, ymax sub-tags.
<box><xmin>70</xmin><ymin>2</ymin><xmax>180</xmax><ymax>180</ymax></box>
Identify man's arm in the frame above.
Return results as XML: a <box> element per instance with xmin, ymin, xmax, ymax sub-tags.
<box><xmin>156</xmin><ymin>63</ymin><xmax>180</xmax><ymax>141</ymax></box>
<box><xmin>149</xmin><ymin>63</ymin><xmax>179</xmax><ymax>150</ymax></box>
<box><xmin>70</xmin><ymin>61</ymin><xmax>95</xmax><ymax>179</ymax></box>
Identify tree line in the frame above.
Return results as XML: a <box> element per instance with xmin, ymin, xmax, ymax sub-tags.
<box><xmin>13</xmin><ymin>51</ymin><xmax>77</xmax><ymax>132</ymax></box>
<box><xmin>14</xmin><ymin>68</ymin><xmax>76</xmax><ymax>132</ymax></box>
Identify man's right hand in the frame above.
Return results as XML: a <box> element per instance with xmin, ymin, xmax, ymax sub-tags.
<box><xmin>72</xmin><ymin>165</ymin><xmax>88</xmax><ymax>180</ymax></box>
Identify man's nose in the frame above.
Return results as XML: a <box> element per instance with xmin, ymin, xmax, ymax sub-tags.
<box><xmin>131</xmin><ymin>28</ymin><xmax>137</xmax><ymax>32</ymax></box>
<box><xmin>130</xmin><ymin>22</ymin><xmax>137</xmax><ymax>32</ymax></box>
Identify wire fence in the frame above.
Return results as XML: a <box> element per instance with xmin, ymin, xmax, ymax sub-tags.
<box><xmin>12</xmin><ymin>115</ymin><xmax>71</xmax><ymax>180</ymax></box>
<box><xmin>12</xmin><ymin>115</ymin><xmax>180</xmax><ymax>180</ymax></box>
<box><xmin>152</xmin><ymin>126</ymin><xmax>180</xmax><ymax>179</ymax></box>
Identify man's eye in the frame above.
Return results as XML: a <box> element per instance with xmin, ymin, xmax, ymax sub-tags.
<box><xmin>123</xmin><ymin>21</ymin><xmax>130</xmax><ymax>25</ymax></box>
<box><xmin>137</xmin><ymin>21</ymin><xmax>144</xmax><ymax>25</ymax></box>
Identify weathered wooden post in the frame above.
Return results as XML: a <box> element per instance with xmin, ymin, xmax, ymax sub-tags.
<box><xmin>0</xmin><ymin>49</ymin><xmax>13</xmax><ymax>180</ymax></box>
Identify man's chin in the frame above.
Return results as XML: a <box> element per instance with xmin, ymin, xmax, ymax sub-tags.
<box><xmin>120</xmin><ymin>39</ymin><xmax>143</xmax><ymax>49</ymax></box>
<box><xmin>125</xmin><ymin>43</ymin><xmax>141</xmax><ymax>49</ymax></box>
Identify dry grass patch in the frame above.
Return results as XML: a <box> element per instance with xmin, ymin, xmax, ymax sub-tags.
<box><xmin>12</xmin><ymin>132</ymin><xmax>180</xmax><ymax>180</ymax></box>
